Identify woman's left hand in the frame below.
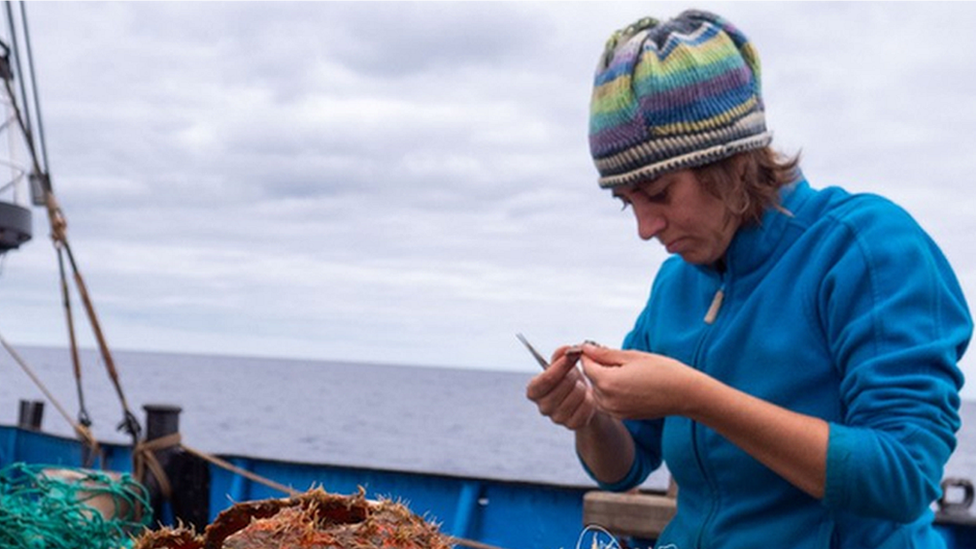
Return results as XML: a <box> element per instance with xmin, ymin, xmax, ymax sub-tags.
<box><xmin>578</xmin><ymin>343</ymin><xmax>705</xmax><ymax>421</ymax></box>
<box><xmin>580</xmin><ymin>343</ymin><xmax>830</xmax><ymax>499</ymax></box>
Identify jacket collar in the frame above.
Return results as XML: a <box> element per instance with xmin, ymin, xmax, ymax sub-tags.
<box><xmin>699</xmin><ymin>178</ymin><xmax>814</xmax><ymax>279</ymax></box>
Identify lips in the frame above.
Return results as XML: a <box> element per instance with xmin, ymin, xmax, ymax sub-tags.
<box><xmin>664</xmin><ymin>237</ymin><xmax>685</xmax><ymax>254</ymax></box>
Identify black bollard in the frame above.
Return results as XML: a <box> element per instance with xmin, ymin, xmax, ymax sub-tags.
<box><xmin>17</xmin><ymin>399</ymin><xmax>44</xmax><ymax>430</ymax></box>
<box><xmin>142</xmin><ymin>404</ymin><xmax>209</xmax><ymax>530</ymax></box>
<box><xmin>145</xmin><ymin>404</ymin><xmax>182</xmax><ymax>440</ymax></box>
<box><xmin>17</xmin><ymin>400</ymin><xmax>32</xmax><ymax>429</ymax></box>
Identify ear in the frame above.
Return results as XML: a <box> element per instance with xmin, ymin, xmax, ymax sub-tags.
<box><xmin>723</xmin><ymin>154</ymin><xmax>753</xmax><ymax>219</ymax></box>
<box><xmin>731</xmin><ymin>152</ymin><xmax>750</xmax><ymax>183</ymax></box>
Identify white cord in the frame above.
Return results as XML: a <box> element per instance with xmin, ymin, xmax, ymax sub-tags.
<box><xmin>575</xmin><ymin>524</ymin><xmax>622</xmax><ymax>549</ymax></box>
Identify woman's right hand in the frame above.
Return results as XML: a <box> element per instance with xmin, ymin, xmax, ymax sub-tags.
<box><xmin>525</xmin><ymin>345</ymin><xmax>598</xmax><ymax>431</ymax></box>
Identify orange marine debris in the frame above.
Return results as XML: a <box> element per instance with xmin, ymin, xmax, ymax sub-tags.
<box><xmin>134</xmin><ymin>488</ymin><xmax>453</xmax><ymax>549</ymax></box>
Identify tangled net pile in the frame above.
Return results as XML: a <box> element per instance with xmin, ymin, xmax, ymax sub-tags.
<box><xmin>0</xmin><ymin>462</ymin><xmax>152</xmax><ymax>549</ymax></box>
<box><xmin>135</xmin><ymin>488</ymin><xmax>453</xmax><ymax>549</ymax></box>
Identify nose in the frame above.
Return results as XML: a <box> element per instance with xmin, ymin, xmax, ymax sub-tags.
<box><xmin>633</xmin><ymin>204</ymin><xmax>666</xmax><ymax>241</ymax></box>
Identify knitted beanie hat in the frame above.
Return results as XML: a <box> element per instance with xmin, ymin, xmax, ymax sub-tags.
<box><xmin>589</xmin><ymin>10</ymin><xmax>772</xmax><ymax>189</ymax></box>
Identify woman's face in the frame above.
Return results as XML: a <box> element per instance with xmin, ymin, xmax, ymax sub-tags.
<box><xmin>612</xmin><ymin>169</ymin><xmax>740</xmax><ymax>265</ymax></box>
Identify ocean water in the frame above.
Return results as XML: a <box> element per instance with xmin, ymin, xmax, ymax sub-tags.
<box><xmin>1</xmin><ymin>345</ymin><xmax>974</xmax><ymax>492</ymax></box>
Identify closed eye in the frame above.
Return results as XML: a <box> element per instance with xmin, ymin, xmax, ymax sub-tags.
<box><xmin>639</xmin><ymin>183</ymin><xmax>670</xmax><ymax>204</ymax></box>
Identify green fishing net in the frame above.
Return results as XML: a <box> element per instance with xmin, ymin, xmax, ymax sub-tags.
<box><xmin>0</xmin><ymin>462</ymin><xmax>153</xmax><ymax>549</ymax></box>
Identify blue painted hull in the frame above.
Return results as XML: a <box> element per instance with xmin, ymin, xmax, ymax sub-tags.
<box><xmin>3</xmin><ymin>424</ymin><xmax>975</xmax><ymax>549</ymax></box>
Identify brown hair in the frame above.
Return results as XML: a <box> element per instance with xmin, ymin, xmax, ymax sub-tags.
<box><xmin>694</xmin><ymin>147</ymin><xmax>802</xmax><ymax>226</ymax></box>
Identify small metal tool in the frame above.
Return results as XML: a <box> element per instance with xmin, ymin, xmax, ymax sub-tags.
<box><xmin>516</xmin><ymin>333</ymin><xmax>550</xmax><ymax>370</ymax></box>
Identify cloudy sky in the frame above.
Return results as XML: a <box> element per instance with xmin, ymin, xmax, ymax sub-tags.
<box><xmin>0</xmin><ymin>2</ymin><xmax>974</xmax><ymax>396</ymax></box>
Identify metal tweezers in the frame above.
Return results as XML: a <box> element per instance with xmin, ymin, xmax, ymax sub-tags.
<box><xmin>516</xmin><ymin>333</ymin><xmax>551</xmax><ymax>370</ymax></box>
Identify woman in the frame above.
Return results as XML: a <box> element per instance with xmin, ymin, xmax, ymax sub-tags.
<box><xmin>526</xmin><ymin>10</ymin><xmax>972</xmax><ymax>548</ymax></box>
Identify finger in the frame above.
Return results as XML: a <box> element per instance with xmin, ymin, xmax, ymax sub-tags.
<box><xmin>525</xmin><ymin>372</ymin><xmax>558</xmax><ymax>403</ymax></box>
<box><xmin>532</xmin><ymin>371</ymin><xmax>578</xmax><ymax>416</ymax></box>
<box><xmin>563</xmin><ymin>386</ymin><xmax>597</xmax><ymax>430</ymax></box>
<box><xmin>543</xmin><ymin>345</ymin><xmax>583</xmax><ymax>381</ymax></box>
<box><xmin>526</xmin><ymin>349</ymin><xmax>578</xmax><ymax>399</ymax></box>
<box><xmin>583</xmin><ymin>376</ymin><xmax>628</xmax><ymax>421</ymax></box>
<box><xmin>580</xmin><ymin>357</ymin><xmax>609</xmax><ymax>396</ymax></box>
<box><xmin>537</xmin><ymin>364</ymin><xmax>591</xmax><ymax>414</ymax></box>
<box><xmin>549</xmin><ymin>378</ymin><xmax>594</xmax><ymax>429</ymax></box>
<box><xmin>579</xmin><ymin>357</ymin><xmax>617</xmax><ymax>410</ymax></box>
<box><xmin>546</xmin><ymin>377</ymin><xmax>585</xmax><ymax>425</ymax></box>
<box><xmin>550</xmin><ymin>344</ymin><xmax>584</xmax><ymax>368</ymax></box>
<box><xmin>580</xmin><ymin>343</ymin><xmax>644</xmax><ymax>368</ymax></box>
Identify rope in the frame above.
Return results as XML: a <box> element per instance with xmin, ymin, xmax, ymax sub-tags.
<box><xmin>56</xmin><ymin>244</ymin><xmax>93</xmax><ymax>432</ymax></box>
<box><xmin>180</xmin><ymin>443</ymin><xmax>301</xmax><ymax>497</ymax></box>
<box><xmin>63</xmin><ymin>237</ymin><xmax>142</xmax><ymax>444</ymax></box>
<box><xmin>132</xmin><ymin>433</ymin><xmax>181</xmax><ymax>500</ymax></box>
<box><xmin>2</xmin><ymin>0</ymin><xmax>139</xmax><ymax>468</ymax></box>
<box><xmin>0</xmin><ymin>28</ymin><xmax>134</xmax><ymax>450</ymax></box>
<box><xmin>0</xmin><ymin>330</ymin><xmax>100</xmax><ymax>453</ymax></box>
<box><xmin>42</xmin><ymin>189</ymin><xmax>142</xmax><ymax>446</ymax></box>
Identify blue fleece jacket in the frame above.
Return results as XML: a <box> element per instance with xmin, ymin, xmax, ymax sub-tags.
<box><xmin>589</xmin><ymin>180</ymin><xmax>973</xmax><ymax>548</ymax></box>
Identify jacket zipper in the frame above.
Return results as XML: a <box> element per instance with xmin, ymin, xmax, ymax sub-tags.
<box><xmin>692</xmin><ymin>280</ymin><xmax>726</xmax><ymax>549</ymax></box>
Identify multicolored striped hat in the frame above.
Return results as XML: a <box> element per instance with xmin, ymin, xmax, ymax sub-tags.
<box><xmin>589</xmin><ymin>10</ymin><xmax>772</xmax><ymax>188</ymax></box>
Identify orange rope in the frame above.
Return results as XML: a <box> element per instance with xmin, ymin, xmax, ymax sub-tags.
<box><xmin>132</xmin><ymin>433</ymin><xmax>181</xmax><ymax>499</ymax></box>
<box><xmin>44</xmin><ymin>189</ymin><xmax>141</xmax><ymax>444</ymax></box>
<box><xmin>179</xmin><ymin>443</ymin><xmax>300</xmax><ymax>497</ymax></box>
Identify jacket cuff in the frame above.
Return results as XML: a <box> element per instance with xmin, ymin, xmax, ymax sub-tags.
<box><xmin>578</xmin><ymin>449</ymin><xmax>643</xmax><ymax>492</ymax></box>
<box><xmin>824</xmin><ymin>422</ymin><xmax>853</xmax><ymax>510</ymax></box>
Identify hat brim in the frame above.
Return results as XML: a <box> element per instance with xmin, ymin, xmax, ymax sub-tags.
<box><xmin>597</xmin><ymin>132</ymin><xmax>773</xmax><ymax>189</ymax></box>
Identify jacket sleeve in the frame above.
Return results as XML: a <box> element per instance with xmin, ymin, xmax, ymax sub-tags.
<box><xmin>819</xmin><ymin>197</ymin><xmax>972</xmax><ymax>522</ymax></box>
<box><xmin>580</xmin><ymin>418</ymin><xmax>665</xmax><ymax>492</ymax></box>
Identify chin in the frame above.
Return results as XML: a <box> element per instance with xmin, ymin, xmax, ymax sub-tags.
<box><xmin>679</xmin><ymin>251</ymin><xmax>718</xmax><ymax>266</ymax></box>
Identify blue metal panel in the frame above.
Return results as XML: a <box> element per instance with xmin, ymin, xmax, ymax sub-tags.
<box><xmin>3</xmin><ymin>426</ymin><xmax>975</xmax><ymax>549</ymax></box>
<box><xmin>0</xmin><ymin>428</ymin><xmax>586</xmax><ymax>548</ymax></box>
<box><xmin>0</xmin><ymin>427</ymin><xmax>132</xmax><ymax>471</ymax></box>
<box><xmin>0</xmin><ymin>426</ymin><xmax>17</xmax><ymax>466</ymax></box>
<box><xmin>474</xmin><ymin>478</ymin><xmax>584</xmax><ymax>549</ymax></box>
<box><xmin>451</xmin><ymin>480</ymin><xmax>482</xmax><ymax>539</ymax></box>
